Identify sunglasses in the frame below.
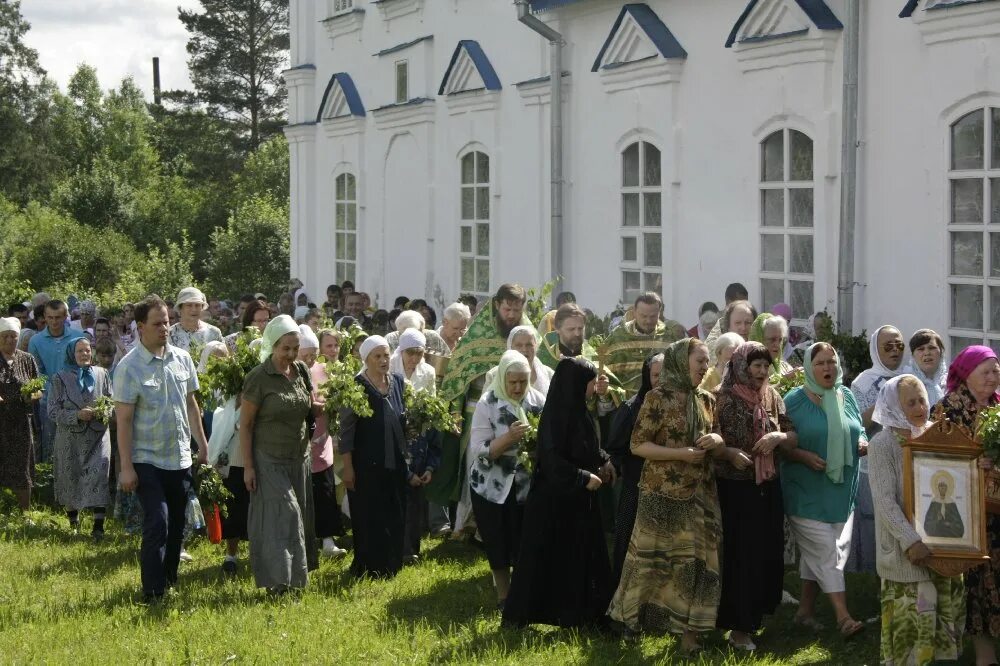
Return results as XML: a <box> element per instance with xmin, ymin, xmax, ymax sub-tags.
<box><xmin>882</xmin><ymin>342</ymin><xmax>905</xmax><ymax>352</ymax></box>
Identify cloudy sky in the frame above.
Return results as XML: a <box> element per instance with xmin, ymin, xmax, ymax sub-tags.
<box><xmin>19</xmin><ymin>0</ymin><xmax>201</xmax><ymax>98</ymax></box>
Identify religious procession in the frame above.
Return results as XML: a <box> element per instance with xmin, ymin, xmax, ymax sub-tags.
<box><xmin>2</xmin><ymin>279</ymin><xmax>1000</xmax><ymax>665</ymax></box>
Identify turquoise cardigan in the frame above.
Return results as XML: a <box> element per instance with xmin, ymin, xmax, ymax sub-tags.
<box><xmin>780</xmin><ymin>386</ymin><xmax>864</xmax><ymax>524</ymax></box>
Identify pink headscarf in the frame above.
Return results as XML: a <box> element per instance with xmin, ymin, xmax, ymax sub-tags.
<box><xmin>771</xmin><ymin>303</ymin><xmax>792</xmax><ymax>322</ymax></box>
<box><xmin>947</xmin><ymin>345</ymin><xmax>999</xmax><ymax>394</ymax></box>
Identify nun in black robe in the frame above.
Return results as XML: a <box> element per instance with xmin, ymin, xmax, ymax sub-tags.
<box><xmin>502</xmin><ymin>358</ymin><xmax>614</xmax><ymax>628</ymax></box>
<box><xmin>606</xmin><ymin>352</ymin><xmax>662</xmax><ymax>587</ymax></box>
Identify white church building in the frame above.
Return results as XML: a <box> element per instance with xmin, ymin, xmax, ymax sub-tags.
<box><xmin>284</xmin><ymin>0</ymin><xmax>1000</xmax><ymax>354</ymax></box>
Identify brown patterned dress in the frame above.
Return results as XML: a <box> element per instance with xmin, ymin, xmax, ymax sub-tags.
<box><xmin>607</xmin><ymin>386</ymin><xmax>722</xmax><ymax>634</ymax></box>
<box><xmin>933</xmin><ymin>387</ymin><xmax>1000</xmax><ymax>637</ymax></box>
<box><xmin>0</xmin><ymin>350</ymin><xmax>39</xmax><ymax>490</ymax></box>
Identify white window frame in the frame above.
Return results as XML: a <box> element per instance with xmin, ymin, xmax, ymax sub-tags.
<box><xmin>394</xmin><ymin>60</ymin><xmax>409</xmax><ymax>105</ymax></box>
<box><xmin>758</xmin><ymin>128</ymin><xmax>815</xmax><ymax>324</ymax></box>
<box><xmin>332</xmin><ymin>0</ymin><xmax>354</xmax><ymax>15</ymax></box>
<box><xmin>459</xmin><ymin>150</ymin><xmax>491</xmax><ymax>299</ymax></box>
<box><xmin>619</xmin><ymin>140</ymin><xmax>663</xmax><ymax>305</ymax></box>
<box><xmin>947</xmin><ymin>106</ymin><xmax>1000</xmax><ymax>355</ymax></box>
<box><xmin>334</xmin><ymin>172</ymin><xmax>358</xmax><ymax>285</ymax></box>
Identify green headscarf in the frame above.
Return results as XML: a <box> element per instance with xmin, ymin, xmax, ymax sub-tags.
<box><xmin>490</xmin><ymin>349</ymin><xmax>532</xmax><ymax>423</ymax></box>
<box><xmin>259</xmin><ymin>314</ymin><xmax>300</xmax><ymax>362</ymax></box>
<box><xmin>749</xmin><ymin>312</ymin><xmax>784</xmax><ymax>373</ymax></box>
<box><xmin>660</xmin><ymin>338</ymin><xmax>710</xmax><ymax>445</ymax></box>
<box><xmin>803</xmin><ymin>343</ymin><xmax>852</xmax><ymax>485</ymax></box>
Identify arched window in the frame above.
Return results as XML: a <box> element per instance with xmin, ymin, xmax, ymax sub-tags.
<box><xmin>460</xmin><ymin>151</ymin><xmax>490</xmax><ymax>297</ymax></box>
<box><xmin>335</xmin><ymin>173</ymin><xmax>357</xmax><ymax>284</ymax></box>
<box><xmin>620</xmin><ymin>140</ymin><xmax>662</xmax><ymax>304</ymax></box>
<box><xmin>759</xmin><ymin>129</ymin><xmax>814</xmax><ymax>321</ymax></box>
<box><xmin>948</xmin><ymin>107</ymin><xmax>1000</xmax><ymax>354</ymax></box>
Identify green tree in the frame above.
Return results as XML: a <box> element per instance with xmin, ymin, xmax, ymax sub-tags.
<box><xmin>0</xmin><ymin>1</ymin><xmax>62</xmax><ymax>204</ymax></box>
<box><xmin>175</xmin><ymin>0</ymin><xmax>289</xmax><ymax>151</ymax></box>
<box><xmin>0</xmin><ymin>201</ymin><xmax>142</xmax><ymax>297</ymax></box>
<box><xmin>205</xmin><ymin>195</ymin><xmax>289</xmax><ymax>300</ymax></box>
<box><xmin>232</xmin><ymin>135</ymin><xmax>289</xmax><ymax>204</ymax></box>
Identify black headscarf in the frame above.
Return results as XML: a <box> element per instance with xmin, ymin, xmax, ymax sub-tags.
<box><xmin>536</xmin><ymin>358</ymin><xmax>599</xmax><ymax>491</ymax></box>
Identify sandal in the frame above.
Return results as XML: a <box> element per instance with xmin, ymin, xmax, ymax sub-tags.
<box><xmin>793</xmin><ymin>614</ymin><xmax>825</xmax><ymax>631</ymax></box>
<box><xmin>838</xmin><ymin>617</ymin><xmax>864</xmax><ymax>639</ymax></box>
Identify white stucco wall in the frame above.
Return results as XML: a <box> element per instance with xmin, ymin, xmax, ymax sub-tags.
<box><xmin>285</xmin><ymin>0</ymin><xmax>1000</xmax><ymax>348</ymax></box>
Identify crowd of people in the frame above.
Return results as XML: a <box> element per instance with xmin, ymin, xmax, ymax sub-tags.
<box><xmin>1</xmin><ymin>278</ymin><xmax>999</xmax><ymax>665</ymax></box>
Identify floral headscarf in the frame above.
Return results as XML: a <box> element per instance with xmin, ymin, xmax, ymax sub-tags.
<box><xmin>723</xmin><ymin>341</ymin><xmax>776</xmax><ymax>483</ymax></box>
<box><xmin>660</xmin><ymin>338</ymin><xmax>710</xmax><ymax>445</ymax></box>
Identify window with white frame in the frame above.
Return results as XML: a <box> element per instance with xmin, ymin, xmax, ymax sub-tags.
<box><xmin>620</xmin><ymin>140</ymin><xmax>662</xmax><ymax>304</ymax></box>
<box><xmin>332</xmin><ymin>0</ymin><xmax>354</xmax><ymax>14</ymax></box>
<box><xmin>759</xmin><ymin>129</ymin><xmax>814</xmax><ymax>322</ymax></box>
<box><xmin>395</xmin><ymin>60</ymin><xmax>408</xmax><ymax>104</ymax></box>
<box><xmin>335</xmin><ymin>173</ymin><xmax>357</xmax><ymax>284</ymax></box>
<box><xmin>947</xmin><ymin>107</ymin><xmax>1000</xmax><ymax>355</ymax></box>
<box><xmin>460</xmin><ymin>151</ymin><xmax>490</xmax><ymax>297</ymax></box>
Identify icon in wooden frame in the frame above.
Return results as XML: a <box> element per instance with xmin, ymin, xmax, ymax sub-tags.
<box><xmin>902</xmin><ymin>419</ymin><xmax>990</xmax><ymax>577</ymax></box>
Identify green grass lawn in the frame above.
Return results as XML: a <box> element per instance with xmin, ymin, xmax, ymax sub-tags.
<box><xmin>0</xmin><ymin>508</ymin><xmax>960</xmax><ymax>665</ymax></box>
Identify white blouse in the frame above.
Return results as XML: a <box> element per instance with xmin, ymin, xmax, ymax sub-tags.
<box><xmin>469</xmin><ymin>387</ymin><xmax>545</xmax><ymax>504</ymax></box>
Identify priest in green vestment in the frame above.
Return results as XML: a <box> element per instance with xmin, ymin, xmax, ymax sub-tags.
<box><xmin>602</xmin><ymin>292</ymin><xmax>686</xmax><ymax>399</ymax></box>
<box><xmin>424</xmin><ymin>284</ymin><xmax>530</xmax><ymax>516</ymax></box>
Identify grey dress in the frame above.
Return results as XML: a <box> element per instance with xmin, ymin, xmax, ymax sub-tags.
<box><xmin>243</xmin><ymin>358</ymin><xmax>318</xmax><ymax>590</ymax></box>
<box><xmin>49</xmin><ymin>367</ymin><xmax>112</xmax><ymax>511</ymax></box>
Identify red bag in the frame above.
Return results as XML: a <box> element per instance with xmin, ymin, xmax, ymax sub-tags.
<box><xmin>204</xmin><ymin>504</ymin><xmax>223</xmax><ymax>544</ymax></box>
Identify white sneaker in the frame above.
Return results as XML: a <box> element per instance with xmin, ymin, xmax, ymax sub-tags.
<box><xmin>322</xmin><ymin>538</ymin><xmax>347</xmax><ymax>558</ymax></box>
<box><xmin>179</xmin><ymin>549</ymin><xmax>194</xmax><ymax>563</ymax></box>
<box><xmin>781</xmin><ymin>590</ymin><xmax>799</xmax><ymax>605</ymax></box>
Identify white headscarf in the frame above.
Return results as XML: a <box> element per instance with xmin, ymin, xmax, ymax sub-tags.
<box><xmin>259</xmin><ymin>315</ymin><xmax>300</xmax><ymax>362</ymax></box>
<box><xmin>390</xmin><ymin>329</ymin><xmax>436</xmax><ymax>393</ymax></box>
<box><xmin>293</xmin><ymin>287</ymin><xmax>309</xmax><ymax>307</ymax></box>
<box><xmin>851</xmin><ymin>325</ymin><xmax>904</xmax><ymax>412</ymax></box>
<box><xmin>198</xmin><ymin>341</ymin><xmax>228</xmax><ymax>373</ymax></box>
<box><xmin>293</xmin><ymin>305</ymin><xmax>311</xmax><ymax>322</ymax></box>
<box><xmin>0</xmin><ymin>317</ymin><xmax>21</xmax><ymax>334</ymax></box>
<box><xmin>502</xmin><ymin>324</ymin><xmax>552</xmax><ymax>396</ymax></box>
<box><xmin>298</xmin><ymin>324</ymin><xmax>319</xmax><ymax>350</ymax></box>
<box><xmin>359</xmin><ymin>335</ymin><xmax>389</xmax><ymax>365</ymax></box>
<box><xmin>872</xmin><ymin>374</ymin><xmax>930</xmax><ymax>437</ymax></box>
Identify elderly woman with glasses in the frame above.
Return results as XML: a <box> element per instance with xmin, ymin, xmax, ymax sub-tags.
<box><xmin>846</xmin><ymin>325</ymin><xmax>906</xmax><ymax>576</ymax></box>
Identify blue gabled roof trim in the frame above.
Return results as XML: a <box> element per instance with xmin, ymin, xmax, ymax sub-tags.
<box><xmin>901</xmin><ymin>0</ymin><xmax>998</xmax><ymax>17</ymax></box>
<box><xmin>591</xmin><ymin>4</ymin><xmax>687</xmax><ymax>72</ymax></box>
<box><xmin>438</xmin><ymin>40</ymin><xmax>502</xmax><ymax>95</ymax></box>
<box><xmin>316</xmin><ymin>73</ymin><xmax>366</xmax><ymax>121</ymax></box>
<box><xmin>725</xmin><ymin>0</ymin><xmax>843</xmax><ymax>48</ymax></box>
<box><xmin>374</xmin><ymin>35</ymin><xmax>433</xmax><ymax>57</ymax></box>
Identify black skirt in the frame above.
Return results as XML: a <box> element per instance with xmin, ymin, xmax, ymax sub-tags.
<box><xmin>471</xmin><ymin>489</ymin><xmax>524</xmax><ymax>570</ymax></box>
<box><xmin>611</xmin><ymin>469</ymin><xmax>641</xmax><ymax>587</ymax></box>
<box><xmin>312</xmin><ymin>466</ymin><xmax>343</xmax><ymax>538</ymax></box>
<box><xmin>221</xmin><ymin>466</ymin><xmax>250</xmax><ymax>541</ymax></box>
<box><xmin>715</xmin><ymin>477</ymin><xmax>785</xmax><ymax>633</ymax></box>
<box><xmin>503</xmin><ymin>478</ymin><xmax>612</xmax><ymax>628</ymax></box>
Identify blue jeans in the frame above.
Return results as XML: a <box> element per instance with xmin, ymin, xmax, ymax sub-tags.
<box><xmin>134</xmin><ymin>464</ymin><xmax>192</xmax><ymax>596</ymax></box>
